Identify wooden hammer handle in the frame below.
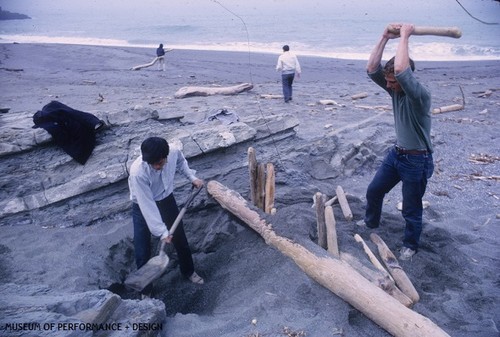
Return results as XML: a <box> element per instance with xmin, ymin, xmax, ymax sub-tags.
<box><xmin>388</xmin><ymin>26</ymin><xmax>462</xmax><ymax>39</ymax></box>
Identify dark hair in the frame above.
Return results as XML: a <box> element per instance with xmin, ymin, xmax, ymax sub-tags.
<box><xmin>282</xmin><ymin>45</ymin><xmax>290</xmax><ymax>52</ymax></box>
<box><xmin>141</xmin><ymin>137</ymin><xmax>169</xmax><ymax>164</ymax></box>
<box><xmin>384</xmin><ymin>56</ymin><xmax>415</xmax><ymax>75</ymax></box>
<box><xmin>159</xmin><ymin>44</ymin><xmax>163</xmax><ymax>48</ymax></box>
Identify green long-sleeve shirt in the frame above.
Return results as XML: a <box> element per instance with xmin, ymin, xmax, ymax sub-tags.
<box><xmin>369</xmin><ymin>65</ymin><xmax>433</xmax><ymax>152</ymax></box>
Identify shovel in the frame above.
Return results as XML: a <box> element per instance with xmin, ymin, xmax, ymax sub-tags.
<box><xmin>124</xmin><ymin>186</ymin><xmax>202</xmax><ymax>292</ymax></box>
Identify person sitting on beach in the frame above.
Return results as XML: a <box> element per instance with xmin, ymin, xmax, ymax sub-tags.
<box><xmin>276</xmin><ymin>45</ymin><xmax>301</xmax><ymax>103</ymax></box>
<box><xmin>156</xmin><ymin>43</ymin><xmax>167</xmax><ymax>71</ymax></box>
<box><xmin>361</xmin><ymin>23</ymin><xmax>434</xmax><ymax>261</ymax></box>
<box><xmin>128</xmin><ymin>137</ymin><xmax>205</xmax><ymax>298</ymax></box>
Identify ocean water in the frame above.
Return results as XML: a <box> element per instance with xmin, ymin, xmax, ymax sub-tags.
<box><xmin>1</xmin><ymin>0</ymin><xmax>499</xmax><ymax>61</ymax></box>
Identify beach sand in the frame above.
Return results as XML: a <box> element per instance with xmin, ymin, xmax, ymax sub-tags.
<box><xmin>0</xmin><ymin>43</ymin><xmax>499</xmax><ymax>337</ymax></box>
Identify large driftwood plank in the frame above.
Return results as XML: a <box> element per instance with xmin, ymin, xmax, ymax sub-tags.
<box><xmin>207</xmin><ymin>180</ymin><xmax>450</xmax><ymax>337</ymax></box>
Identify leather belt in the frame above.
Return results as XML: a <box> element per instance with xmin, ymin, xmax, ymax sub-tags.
<box><xmin>394</xmin><ymin>145</ymin><xmax>428</xmax><ymax>155</ymax></box>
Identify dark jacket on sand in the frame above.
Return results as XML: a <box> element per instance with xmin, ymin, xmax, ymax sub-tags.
<box><xmin>32</xmin><ymin>100</ymin><xmax>103</xmax><ymax>164</ymax></box>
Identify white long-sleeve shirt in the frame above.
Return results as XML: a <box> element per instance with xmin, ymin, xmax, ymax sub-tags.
<box><xmin>128</xmin><ymin>145</ymin><xmax>197</xmax><ymax>237</ymax></box>
<box><xmin>276</xmin><ymin>51</ymin><xmax>301</xmax><ymax>75</ymax></box>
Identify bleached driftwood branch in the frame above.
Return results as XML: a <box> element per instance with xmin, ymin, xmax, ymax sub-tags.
<box><xmin>131</xmin><ymin>57</ymin><xmax>160</xmax><ymax>71</ymax></box>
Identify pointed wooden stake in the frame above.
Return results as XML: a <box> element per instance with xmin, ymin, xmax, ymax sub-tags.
<box><xmin>256</xmin><ymin>163</ymin><xmax>266</xmax><ymax>210</ymax></box>
<box><xmin>370</xmin><ymin>233</ymin><xmax>420</xmax><ymax>303</ymax></box>
<box><xmin>325</xmin><ymin>206</ymin><xmax>339</xmax><ymax>257</ymax></box>
<box><xmin>248</xmin><ymin>147</ymin><xmax>258</xmax><ymax>205</ymax></box>
<box><xmin>336</xmin><ymin>185</ymin><xmax>353</xmax><ymax>221</ymax></box>
<box><xmin>264</xmin><ymin>163</ymin><xmax>275</xmax><ymax>214</ymax></box>
<box><xmin>315</xmin><ymin>192</ymin><xmax>327</xmax><ymax>249</ymax></box>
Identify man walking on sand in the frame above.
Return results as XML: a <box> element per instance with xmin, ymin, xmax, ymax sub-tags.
<box><xmin>276</xmin><ymin>45</ymin><xmax>301</xmax><ymax>103</ymax></box>
<box><xmin>361</xmin><ymin>23</ymin><xmax>434</xmax><ymax>261</ymax></box>
<box><xmin>128</xmin><ymin>137</ymin><xmax>204</xmax><ymax>298</ymax></box>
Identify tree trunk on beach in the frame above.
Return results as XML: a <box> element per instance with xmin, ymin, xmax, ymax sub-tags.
<box><xmin>174</xmin><ymin>83</ymin><xmax>253</xmax><ymax>98</ymax></box>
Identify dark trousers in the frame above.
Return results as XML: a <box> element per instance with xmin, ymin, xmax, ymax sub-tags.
<box><xmin>364</xmin><ymin>147</ymin><xmax>434</xmax><ymax>251</ymax></box>
<box><xmin>132</xmin><ymin>193</ymin><xmax>194</xmax><ymax>293</ymax></box>
<box><xmin>281</xmin><ymin>73</ymin><xmax>295</xmax><ymax>102</ymax></box>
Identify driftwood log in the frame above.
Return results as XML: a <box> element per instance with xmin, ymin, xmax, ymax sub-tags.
<box><xmin>387</xmin><ymin>26</ymin><xmax>462</xmax><ymax>39</ymax></box>
<box><xmin>207</xmin><ymin>180</ymin><xmax>450</xmax><ymax>337</ymax></box>
<box><xmin>351</xmin><ymin>92</ymin><xmax>368</xmax><ymax>100</ymax></box>
<box><xmin>174</xmin><ymin>83</ymin><xmax>253</xmax><ymax>98</ymax></box>
<box><xmin>432</xmin><ymin>104</ymin><xmax>464</xmax><ymax>114</ymax></box>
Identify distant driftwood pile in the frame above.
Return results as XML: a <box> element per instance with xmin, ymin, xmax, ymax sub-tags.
<box><xmin>207</xmin><ymin>150</ymin><xmax>451</xmax><ymax>337</ymax></box>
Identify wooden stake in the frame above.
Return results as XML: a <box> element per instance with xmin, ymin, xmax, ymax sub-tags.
<box><xmin>325</xmin><ymin>206</ymin><xmax>339</xmax><ymax>257</ymax></box>
<box><xmin>264</xmin><ymin>163</ymin><xmax>275</xmax><ymax>214</ymax></box>
<box><xmin>354</xmin><ymin>234</ymin><xmax>392</xmax><ymax>280</ymax></box>
<box><xmin>256</xmin><ymin>163</ymin><xmax>266</xmax><ymax>210</ymax></box>
<box><xmin>315</xmin><ymin>192</ymin><xmax>327</xmax><ymax>249</ymax></box>
<box><xmin>207</xmin><ymin>180</ymin><xmax>450</xmax><ymax>337</ymax></box>
<box><xmin>336</xmin><ymin>185</ymin><xmax>353</xmax><ymax>221</ymax></box>
<box><xmin>248</xmin><ymin>147</ymin><xmax>258</xmax><ymax>206</ymax></box>
<box><xmin>370</xmin><ymin>233</ymin><xmax>420</xmax><ymax>303</ymax></box>
<box><xmin>325</xmin><ymin>195</ymin><xmax>338</xmax><ymax>207</ymax></box>
<box><xmin>340</xmin><ymin>253</ymin><xmax>413</xmax><ymax>308</ymax></box>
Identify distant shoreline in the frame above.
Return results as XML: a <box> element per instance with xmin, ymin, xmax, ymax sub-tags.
<box><xmin>1</xmin><ymin>39</ymin><xmax>500</xmax><ymax>63</ymax></box>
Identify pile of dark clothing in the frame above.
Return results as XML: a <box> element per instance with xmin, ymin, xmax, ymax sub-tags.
<box><xmin>32</xmin><ymin>101</ymin><xmax>105</xmax><ymax>164</ymax></box>
<box><xmin>206</xmin><ymin>108</ymin><xmax>239</xmax><ymax>125</ymax></box>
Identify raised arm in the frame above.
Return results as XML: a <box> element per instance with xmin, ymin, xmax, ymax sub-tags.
<box><xmin>394</xmin><ymin>24</ymin><xmax>414</xmax><ymax>74</ymax></box>
<box><xmin>367</xmin><ymin>24</ymin><xmax>401</xmax><ymax>73</ymax></box>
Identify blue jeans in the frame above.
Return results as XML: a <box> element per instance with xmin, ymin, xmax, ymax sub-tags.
<box><xmin>132</xmin><ymin>193</ymin><xmax>194</xmax><ymax>293</ymax></box>
<box><xmin>281</xmin><ymin>73</ymin><xmax>295</xmax><ymax>102</ymax></box>
<box><xmin>364</xmin><ymin>147</ymin><xmax>434</xmax><ymax>251</ymax></box>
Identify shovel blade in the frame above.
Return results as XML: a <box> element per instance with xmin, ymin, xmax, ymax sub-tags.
<box><xmin>124</xmin><ymin>255</ymin><xmax>169</xmax><ymax>292</ymax></box>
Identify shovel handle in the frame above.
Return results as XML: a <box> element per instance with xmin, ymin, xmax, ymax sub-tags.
<box><xmin>158</xmin><ymin>186</ymin><xmax>203</xmax><ymax>256</ymax></box>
